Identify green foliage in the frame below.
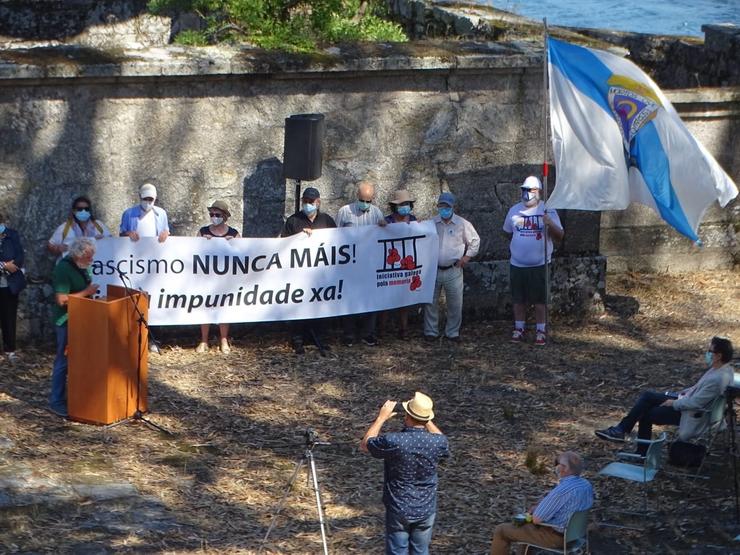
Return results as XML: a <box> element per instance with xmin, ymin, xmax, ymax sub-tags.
<box><xmin>148</xmin><ymin>0</ymin><xmax>408</xmax><ymax>52</ymax></box>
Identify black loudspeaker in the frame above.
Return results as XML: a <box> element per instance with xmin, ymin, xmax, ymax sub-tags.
<box><xmin>283</xmin><ymin>113</ymin><xmax>325</xmax><ymax>181</ymax></box>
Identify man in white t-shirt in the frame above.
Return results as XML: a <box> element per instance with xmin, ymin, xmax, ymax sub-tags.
<box><xmin>119</xmin><ymin>183</ymin><xmax>170</xmax><ymax>243</ymax></box>
<box><xmin>502</xmin><ymin>176</ymin><xmax>563</xmax><ymax>346</ymax></box>
<box><xmin>335</xmin><ymin>180</ymin><xmax>386</xmax><ymax>346</ymax></box>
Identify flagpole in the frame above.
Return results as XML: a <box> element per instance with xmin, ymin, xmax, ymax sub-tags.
<box><xmin>542</xmin><ymin>19</ymin><xmax>551</xmax><ymax>337</ymax></box>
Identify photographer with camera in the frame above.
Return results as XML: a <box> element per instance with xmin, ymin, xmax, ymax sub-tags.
<box><xmin>361</xmin><ymin>392</ymin><xmax>449</xmax><ymax>555</ymax></box>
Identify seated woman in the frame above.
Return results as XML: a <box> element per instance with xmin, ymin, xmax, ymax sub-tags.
<box><xmin>195</xmin><ymin>200</ymin><xmax>240</xmax><ymax>354</ymax></box>
<box><xmin>382</xmin><ymin>190</ymin><xmax>417</xmax><ymax>339</ymax></box>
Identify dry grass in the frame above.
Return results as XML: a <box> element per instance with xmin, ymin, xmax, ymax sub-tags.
<box><xmin>0</xmin><ymin>270</ymin><xmax>739</xmax><ymax>553</ymax></box>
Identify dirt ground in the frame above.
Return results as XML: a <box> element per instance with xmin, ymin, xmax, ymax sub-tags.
<box><xmin>1</xmin><ymin>270</ymin><xmax>739</xmax><ymax>554</ymax></box>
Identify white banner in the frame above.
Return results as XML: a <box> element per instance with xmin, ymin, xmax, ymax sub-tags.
<box><xmin>91</xmin><ymin>221</ymin><xmax>439</xmax><ymax>326</ymax></box>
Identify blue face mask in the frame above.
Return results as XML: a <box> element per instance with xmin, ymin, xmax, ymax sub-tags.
<box><xmin>397</xmin><ymin>205</ymin><xmax>412</xmax><ymax>216</ymax></box>
<box><xmin>302</xmin><ymin>203</ymin><xmax>317</xmax><ymax>216</ymax></box>
<box><xmin>0</xmin><ymin>224</ymin><xmax>5</xmax><ymax>234</ymax></box>
<box><xmin>705</xmin><ymin>350</ymin><xmax>714</xmax><ymax>366</ymax></box>
<box><xmin>75</xmin><ymin>209</ymin><xmax>91</xmax><ymax>222</ymax></box>
<box><xmin>438</xmin><ymin>206</ymin><xmax>453</xmax><ymax>220</ymax></box>
<box><xmin>357</xmin><ymin>200</ymin><xmax>371</xmax><ymax>212</ymax></box>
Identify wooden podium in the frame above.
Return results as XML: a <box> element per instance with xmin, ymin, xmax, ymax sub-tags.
<box><xmin>67</xmin><ymin>284</ymin><xmax>149</xmax><ymax>425</ymax></box>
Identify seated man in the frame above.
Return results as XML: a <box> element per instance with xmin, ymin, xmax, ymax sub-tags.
<box><xmin>595</xmin><ymin>336</ymin><xmax>734</xmax><ymax>453</ymax></box>
<box><xmin>490</xmin><ymin>451</ymin><xmax>593</xmax><ymax>555</ymax></box>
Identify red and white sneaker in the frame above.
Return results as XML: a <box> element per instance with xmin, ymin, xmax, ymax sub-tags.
<box><xmin>535</xmin><ymin>331</ymin><xmax>547</xmax><ymax>346</ymax></box>
<box><xmin>511</xmin><ymin>328</ymin><xmax>525</xmax><ymax>343</ymax></box>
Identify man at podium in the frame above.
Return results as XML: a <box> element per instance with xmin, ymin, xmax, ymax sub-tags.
<box><xmin>49</xmin><ymin>237</ymin><xmax>99</xmax><ymax>418</ymax></box>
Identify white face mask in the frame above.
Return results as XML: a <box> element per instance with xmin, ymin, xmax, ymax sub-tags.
<box><xmin>210</xmin><ymin>216</ymin><xmax>224</xmax><ymax>226</ymax></box>
<box><xmin>522</xmin><ymin>189</ymin><xmax>539</xmax><ymax>206</ymax></box>
<box><xmin>140</xmin><ymin>200</ymin><xmax>154</xmax><ymax>212</ymax></box>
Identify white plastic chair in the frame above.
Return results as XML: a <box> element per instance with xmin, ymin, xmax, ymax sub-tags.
<box><xmin>598</xmin><ymin>432</ymin><xmax>667</xmax><ymax>514</ymax></box>
<box><xmin>518</xmin><ymin>509</ymin><xmax>590</xmax><ymax>554</ymax></box>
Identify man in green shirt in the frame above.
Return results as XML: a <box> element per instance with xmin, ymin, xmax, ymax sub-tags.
<box><xmin>50</xmin><ymin>237</ymin><xmax>99</xmax><ymax>417</ymax></box>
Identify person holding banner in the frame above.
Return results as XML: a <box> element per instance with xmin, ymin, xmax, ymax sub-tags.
<box><xmin>49</xmin><ymin>237</ymin><xmax>99</xmax><ymax>418</ymax></box>
<box><xmin>503</xmin><ymin>176</ymin><xmax>563</xmax><ymax>346</ymax></box>
<box><xmin>195</xmin><ymin>200</ymin><xmax>240</xmax><ymax>354</ymax></box>
<box><xmin>336</xmin><ymin>181</ymin><xmax>386</xmax><ymax>346</ymax></box>
<box><xmin>282</xmin><ymin>187</ymin><xmax>336</xmax><ymax>354</ymax></box>
<box><xmin>47</xmin><ymin>196</ymin><xmax>112</xmax><ymax>262</ymax></box>
<box><xmin>382</xmin><ymin>189</ymin><xmax>418</xmax><ymax>340</ymax></box>
<box><xmin>423</xmin><ymin>192</ymin><xmax>480</xmax><ymax>343</ymax></box>
<box><xmin>120</xmin><ymin>183</ymin><xmax>169</xmax><ymax>353</ymax></box>
<box><xmin>119</xmin><ymin>183</ymin><xmax>170</xmax><ymax>243</ymax></box>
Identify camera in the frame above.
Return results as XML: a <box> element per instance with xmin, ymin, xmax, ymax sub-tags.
<box><xmin>394</xmin><ymin>401</ymin><xmax>405</xmax><ymax>415</ymax></box>
<box><xmin>304</xmin><ymin>427</ymin><xmax>320</xmax><ymax>446</ymax></box>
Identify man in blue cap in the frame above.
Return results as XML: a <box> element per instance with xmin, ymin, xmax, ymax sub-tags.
<box><xmin>423</xmin><ymin>192</ymin><xmax>480</xmax><ymax>342</ymax></box>
<box><xmin>281</xmin><ymin>187</ymin><xmax>336</xmax><ymax>354</ymax></box>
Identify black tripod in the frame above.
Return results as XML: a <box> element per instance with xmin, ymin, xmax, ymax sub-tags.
<box><xmin>107</xmin><ymin>270</ymin><xmax>172</xmax><ymax>435</ymax></box>
<box><xmin>261</xmin><ymin>429</ymin><xmax>330</xmax><ymax>554</ymax></box>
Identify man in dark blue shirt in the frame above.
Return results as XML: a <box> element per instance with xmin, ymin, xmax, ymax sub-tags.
<box><xmin>361</xmin><ymin>392</ymin><xmax>449</xmax><ymax>555</ymax></box>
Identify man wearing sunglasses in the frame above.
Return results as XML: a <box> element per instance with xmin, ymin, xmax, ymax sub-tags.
<box><xmin>119</xmin><ymin>183</ymin><xmax>170</xmax><ymax>243</ymax></box>
<box><xmin>47</xmin><ymin>196</ymin><xmax>112</xmax><ymax>262</ymax></box>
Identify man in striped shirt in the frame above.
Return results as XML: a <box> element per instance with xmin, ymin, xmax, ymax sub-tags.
<box><xmin>490</xmin><ymin>451</ymin><xmax>593</xmax><ymax>555</ymax></box>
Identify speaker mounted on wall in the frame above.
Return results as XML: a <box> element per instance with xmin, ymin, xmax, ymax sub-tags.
<box><xmin>283</xmin><ymin>113</ymin><xmax>325</xmax><ymax>182</ymax></box>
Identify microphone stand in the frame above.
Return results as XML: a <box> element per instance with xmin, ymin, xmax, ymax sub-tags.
<box><xmin>108</xmin><ymin>268</ymin><xmax>172</xmax><ymax>435</ymax></box>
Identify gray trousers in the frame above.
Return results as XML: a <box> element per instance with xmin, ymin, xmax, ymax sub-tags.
<box><xmin>423</xmin><ymin>266</ymin><xmax>464</xmax><ymax>338</ymax></box>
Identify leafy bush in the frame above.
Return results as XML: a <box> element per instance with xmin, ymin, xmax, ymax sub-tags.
<box><xmin>148</xmin><ymin>0</ymin><xmax>408</xmax><ymax>52</ymax></box>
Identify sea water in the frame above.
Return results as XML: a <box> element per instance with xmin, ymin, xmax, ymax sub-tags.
<box><xmin>483</xmin><ymin>0</ymin><xmax>739</xmax><ymax>37</ymax></box>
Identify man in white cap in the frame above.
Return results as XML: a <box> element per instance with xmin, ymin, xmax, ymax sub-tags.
<box><xmin>119</xmin><ymin>183</ymin><xmax>170</xmax><ymax>243</ymax></box>
<box><xmin>361</xmin><ymin>392</ymin><xmax>449</xmax><ymax>555</ymax></box>
<box><xmin>503</xmin><ymin>176</ymin><xmax>563</xmax><ymax>346</ymax></box>
<box><xmin>423</xmin><ymin>191</ymin><xmax>480</xmax><ymax>342</ymax></box>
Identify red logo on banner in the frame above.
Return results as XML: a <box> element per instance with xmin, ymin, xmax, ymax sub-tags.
<box><xmin>386</xmin><ymin>248</ymin><xmax>401</xmax><ymax>265</ymax></box>
<box><xmin>410</xmin><ymin>275</ymin><xmax>422</xmax><ymax>291</ymax></box>
<box><xmin>400</xmin><ymin>255</ymin><xmax>415</xmax><ymax>270</ymax></box>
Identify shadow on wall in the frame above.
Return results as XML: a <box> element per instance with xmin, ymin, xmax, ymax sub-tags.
<box><xmin>242</xmin><ymin>157</ymin><xmax>287</xmax><ymax>238</ymax></box>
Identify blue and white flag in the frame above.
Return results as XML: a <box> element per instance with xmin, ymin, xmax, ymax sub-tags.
<box><xmin>547</xmin><ymin>37</ymin><xmax>737</xmax><ymax>242</ymax></box>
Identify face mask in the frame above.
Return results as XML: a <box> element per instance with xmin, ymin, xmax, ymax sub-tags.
<box><xmin>522</xmin><ymin>189</ymin><xmax>539</xmax><ymax>204</ymax></box>
<box><xmin>140</xmin><ymin>200</ymin><xmax>154</xmax><ymax>212</ymax></box>
<box><xmin>357</xmin><ymin>201</ymin><xmax>371</xmax><ymax>212</ymax></box>
<box><xmin>0</xmin><ymin>224</ymin><xmax>5</xmax><ymax>234</ymax></box>
<box><xmin>438</xmin><ymin>207</ymin><xmax>453</xmax><ymax>220</ymax></box>
<box><xmin>705</xmin><ymin>351</ymin><xmax>714</xmax><ymax>366</ymax></box>
<box><xmin>302</xmin><ymin>203</ymin><xmax>317</xmax><ymax>216</ymax></box>
<box><xmin>397</xmin><ymin>205</ymin><xmax>412</xmax><ymax>216</ymax></box>
<box><xmin>75</xmin><ymin>209</ymin><xmax>91</xmax><ymax>222</ymax></box>
<box><xmin>210</xmin><ymin>216</ymin><xmax>224</xmax><ymax>226</ymax></box>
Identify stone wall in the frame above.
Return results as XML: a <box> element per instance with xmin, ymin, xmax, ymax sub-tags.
<box><xmin>0</xmin><ymin>9</ymin><xmax>736</xmax><ymax>340</ymax></box>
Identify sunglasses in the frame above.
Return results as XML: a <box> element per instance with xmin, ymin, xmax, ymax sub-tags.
<box><xmin>209</xmin><ymin>212</ymin><xmax>223</xmax><ymax>218</ymax></box>
<box><xmin>74</xmin><ymin>206</ymin><xmax>90</xmax><ymax>211</ymax></box>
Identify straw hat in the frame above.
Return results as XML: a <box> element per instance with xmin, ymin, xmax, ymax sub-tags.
<box><xmin>402</xmin><ymin>392</ymin><xmax>434</xmax><ymax>421</ymax></box>
<box><xmin>390</xmin><ymin>189</ymin><xmax>415</xmax><ymax>205</ymax></box>
<box><xmin>208</xmin><ymin>200</ymin><xmax>231</xmax><ymax>218</ymax></box>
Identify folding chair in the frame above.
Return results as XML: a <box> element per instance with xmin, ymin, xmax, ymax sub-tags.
<box><xmin>665</xmin><ymin>395</ymin><xmax>727</xmax><ymax>479</ymax></box>
<box><xmin>518</xmin><ymin>509</ymin><xmax>590</xmax><ymax>554</ymax></box>
<box><xmin>598</xmin><ymin>432</ymin><xmax>667</xmax><ymax>515</ymax></box>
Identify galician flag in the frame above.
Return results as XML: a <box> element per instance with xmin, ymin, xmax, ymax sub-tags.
<box><xmin>546</xmin><ymin>37</ymin><xmax>737</xmax><ymax>243</ymax></box>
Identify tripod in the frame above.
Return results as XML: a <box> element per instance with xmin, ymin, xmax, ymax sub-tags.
<box><xmin>106</xmin><ymin>270</ymin><xmax>172</xmax><ymax>435</ymax></box>
<box><xmin>261</xmin><ymin>430</ymin><xmax>330</xmax><ymax>554</ymax></box>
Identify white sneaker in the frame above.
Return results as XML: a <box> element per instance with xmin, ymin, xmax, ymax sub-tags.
<box><xmin>7</xmin><ymin>352</ymin><xmax>18</xmax><ymax>363</ymax></box>
<box><xmin>195</xmin><ymin>342</ymin><xmax>208</xmax><ymax>353</ymax></box>
<box><xmin>220</xmin><ymin>339</ymin><xmax>231</xmax><ymax>354</ymax></box>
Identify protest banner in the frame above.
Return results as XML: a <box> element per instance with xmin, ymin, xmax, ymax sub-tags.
<box><xmin>91</xmin><ymin>221</ymin><xmax>439</xmax><ymax>326</ymax></box>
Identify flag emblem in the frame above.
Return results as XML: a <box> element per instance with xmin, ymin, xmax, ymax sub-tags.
<box><xmin>607</xmin><ymin>75</ymin><xmax>661</xmax><ymax>149</ymax></box>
